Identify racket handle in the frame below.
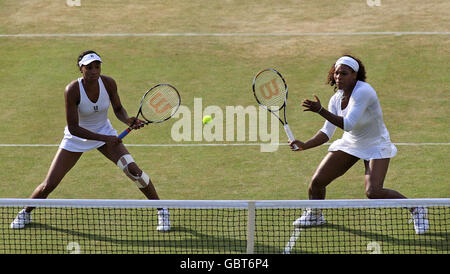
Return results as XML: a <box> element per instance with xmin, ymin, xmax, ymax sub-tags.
<box><xmin>118</xmin><ymin>127</ymin><xmax>133</xmax><ymax>140</ymax></box>
<box><xmin>284</xmin><ymin>124</ymin><xmax>299</xmax><ymax>151</ymax></box>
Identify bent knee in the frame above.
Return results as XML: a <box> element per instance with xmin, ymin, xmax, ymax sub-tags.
<box><xmin>117</xmin><ymin>154</ymin><xmax>141</xmax><ymax>177</ymax></box>
<box><xmin>365</xmin><ymin>187</ymin><xmax>383</xmax><ymax>199</ymax></box>
<box><xmin>310</xmin><ymin>171</ymin><xmax>333</xmax><ymax>186</ymax></box>
<box><xmin>309</xmin><ymin>174</ymin><xmax>330</xmax><ymax>190</ymax></box>
<box><xmin>126</xmin><ymin>162</ymin><xmax>142</xmax><ymax>177</ymax></box>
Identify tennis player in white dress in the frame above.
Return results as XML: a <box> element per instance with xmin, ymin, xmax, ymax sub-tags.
<box><xmin>289</xmin><ymin>55</ymin><xmax>429</xmax><ymax>234</ymax></box>
<box><xmin>11</xmin><ymin>50</ymin><xmax>170</xmax><ymax>231</ymax></box>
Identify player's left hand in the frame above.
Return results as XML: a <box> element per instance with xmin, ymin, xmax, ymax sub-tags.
<box><xmin>127</xmin><ymin>117</ymin><xmax>146</xmax><ymax>130</ymax></box>
<box><xmin>302</xmin><ymin>95</ymin><xmax>322</xmax><ymax>113</ymax></box>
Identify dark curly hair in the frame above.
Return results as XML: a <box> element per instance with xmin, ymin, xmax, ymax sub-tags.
<box><xmin>326</xmin><ymin>55</ymin><xmax>366</xmax><ymax>91</ymax></box>
<box><xmin>77</xmin><ymin>50</ymin><xmax>100</xmax><ymax>68</ymax></box>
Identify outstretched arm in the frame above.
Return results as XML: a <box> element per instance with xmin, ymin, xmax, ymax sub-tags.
<box><xmin>289</xmin><ymin>130</ymin><xmax>329</xmax><ymax>151</ymax></box>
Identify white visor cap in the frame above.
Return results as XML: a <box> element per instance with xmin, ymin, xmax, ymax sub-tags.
<box><xmin>78</xmin><ymin>53</ymin><xmax>102</xmax><ymax>67</ymax></box>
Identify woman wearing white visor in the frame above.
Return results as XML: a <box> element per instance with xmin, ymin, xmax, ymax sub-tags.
<box><xmin>289</xmin><ymin>55</ymin><xmax>428</xmax><ymax>234</ymax></box>
<box><xmin>10</xmin><ymin>50</ymin><xmax>170</xmax><ymax>231</ymax></box>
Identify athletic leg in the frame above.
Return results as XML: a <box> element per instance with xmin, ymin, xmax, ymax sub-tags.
<box><xmin>364</xmin><ymin>158</ymin><xmax>406</xmax><ymax>199</ymax></box>
<box><xmin>97</xmin><ymin>142</ymin><xmax>170</xmax><ymax>231</ymax></box>
<box><xmin>364</xmin><ymin>159</ymin><xmax>428</xmax><ymax>234</ymax></box>
<box><xmin>97</xmin><ymin>142</ymin><xmax>159</xmax><ymax>200</ymax></box>
<box><xmin>293</xmin><ymin>150</ymin><xmax>359</xmax><ymax>227</ymax></box>
<box><xmin>11</xmin><ymin>149</ymin><xmax>82</xmax><ymax>228</ymax></box>
<box><xmin>308</xmin><ymin>150</ymin><xmax>360</xmax><ymax>200</ymax></box>
<box><xmin>26</xmin><ymin>149</ymin><xmax>83</xmax><ymax>212</ymax></box>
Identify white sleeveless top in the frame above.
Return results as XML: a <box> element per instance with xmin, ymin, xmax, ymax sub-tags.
<box><xmin>59</xmin><ymin>77</ymin><xmax>117</xmax><ymax>152</ymax></box>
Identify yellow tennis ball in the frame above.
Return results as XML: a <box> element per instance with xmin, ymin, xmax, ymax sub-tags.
<box><xmin>202</xmin><ymin>115</ymin><xmax>212</xmax><ymax>125</ymax></box>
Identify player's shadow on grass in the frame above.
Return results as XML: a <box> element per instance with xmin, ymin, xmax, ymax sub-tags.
<box><xmin>16</xmin><ymin>222</ymin><xmax>447</xmax><ymax>254</ymax></box>
<box><xmin>320</xmin><ymin>222</ymin><xmax>449</xmax><ymax>253</ymax></box>
<box><xmin>25</xmin><ymin>222</ymin><xmax>279</xmax><ymax>254</ymax></box>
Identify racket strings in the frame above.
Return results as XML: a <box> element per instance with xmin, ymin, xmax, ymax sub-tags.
<box><xmin>254</xmin><ymin>70</ymin><xmax>286</xmax><ymax>111</ymax></box>
<box><xmin>141</xmin><ymin>85</ymin><xmax>180</xmax><ymax>122</ymax></box>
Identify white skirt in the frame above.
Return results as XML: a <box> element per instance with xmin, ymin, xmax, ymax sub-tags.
<box><xmin>328</xmin><ymin>138</ymin><xmax>397</xmax><ymax>161</ymax></box>
<box><xmin>59</xmin><ymin>121</ymin><xmax>118</xmax><ymax>152</ymax></box>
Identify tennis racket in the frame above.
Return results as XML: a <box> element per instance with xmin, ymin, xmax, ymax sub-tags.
<box><xmin>118</xmin><ymin>83</ymin><xmax>181</xmax><ymax>139</ymax></box>
<box><xmin>252</xmin><ymin>68</ymin><xmax>299</xmax><ymax>150</ymax></box>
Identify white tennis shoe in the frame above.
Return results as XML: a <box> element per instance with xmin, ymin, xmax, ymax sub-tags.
<box><xmin>10</xmin><ymin>209</ymin><xmax>32</xmax><ymax>229</ymax></box>
<box><xmin>157</xmin><ymin>208</ymin><xmax>171</xmax><ymax>232</ymax></box>
<box><xmin>410</xmin><ymin>207</ymin><xmax>429</xmax><ymax>235</ymax></box>
<box><xmin>293</xmin><ymin>208</ymin><xmax>326</xmax><ymax>227</ymax></box>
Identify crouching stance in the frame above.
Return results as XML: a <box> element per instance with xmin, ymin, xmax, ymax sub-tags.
<box><xmin>289</xmin><ymin>55</ymin><xmax>428</xmax><ymax>234</ymax></box>
<box><xmin>11</xmin><ymin>50</ymin><xmax>170</xmax><ymax>231</ymax></box>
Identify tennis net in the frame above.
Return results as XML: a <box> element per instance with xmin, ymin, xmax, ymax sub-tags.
<box><xmin>0</xmin><ymin>198</ymin><xmax>448</xmax><ymax>254</ymax></box>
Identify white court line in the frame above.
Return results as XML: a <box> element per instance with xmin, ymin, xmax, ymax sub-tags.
<box><xmin>282</xmin><ymin>228</ymin><xmax>303</xmax><ymax>254</ymax></box>
<box><xmin>0</xmin><ymin>32</ymin><xmax>449</xmax><ymax>38</ymax></box>
<box><xmin>0</xmin><ymin>143</ymin><xmax>448</xmax><ymax>147</ymax></box>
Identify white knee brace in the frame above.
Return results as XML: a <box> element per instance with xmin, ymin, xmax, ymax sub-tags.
<box><xmin>117</xmin><ymin>154</ymin><xmax>150</xmax><ymax>189</ymax></box>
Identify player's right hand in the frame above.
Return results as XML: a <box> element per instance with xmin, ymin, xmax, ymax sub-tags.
<box><xmin>104</xmin><ymin>135</ymin><xmax>122</xmax><ymax>145</ymax></box>
<box><xmin>289</xmin><ymin>140</ymin><xmax>304</xmax><ymax>151</ymax></box>
<box><xmin>127</xmin><ymin>117</ymin><xmax>146</xmax><ymax>130</ymax></box>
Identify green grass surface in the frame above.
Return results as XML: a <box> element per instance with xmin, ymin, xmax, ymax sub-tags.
<box><xmin>0</xmin><ymin>0</ymin><xmax>448</xmax><ymax>254</ymax></box>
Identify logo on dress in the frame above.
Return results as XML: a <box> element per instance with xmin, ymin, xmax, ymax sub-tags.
<box><xmin>93</xmin><ymin>105</ymin><xmax>99</xmax><ymax>112</ymax></box>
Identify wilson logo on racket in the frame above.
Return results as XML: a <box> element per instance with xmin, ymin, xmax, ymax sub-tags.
<box><xmin>149</xmin><ymin>92</ymin><xmax>172</xmax><ymax>114</ymax></box>
<box><xmin>117</xmin><ymin>83</ymin><xmax>181</xmax><ymax>140</ymax></box>
<box><xmin>252</xmin><ymin>68</ymin><xmax>299</xmax><ymax>150</ymax></box>
<box><xmin>259</xmin><ymin>78</ymin><xmax>280</xmax><ymax>100</ymax></box>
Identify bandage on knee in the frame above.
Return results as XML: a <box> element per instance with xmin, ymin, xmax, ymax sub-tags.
<box><xmin>135</xmin><ymin>171</ymin><xmax>150</xmax><ymax>189</ymax></box>
<box><xmin>117</xmin><ymin>154</ymin><xmax>150</xmax><ymax>189</ymax></box>
<box><xmin>117</xmin><ymin>154</ymin><xmax>134</xmax><ymax>170</ymax></box>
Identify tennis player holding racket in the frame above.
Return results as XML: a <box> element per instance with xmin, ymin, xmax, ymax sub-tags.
<box><xmin>11</xmin><ymin>50</ymin><xmax>170</xmax><ymax>231</ymax></box>
<box><xmin>289</xmin><ymin>55</ymin><xmax>429</xmax><ymax>234</ymax></box>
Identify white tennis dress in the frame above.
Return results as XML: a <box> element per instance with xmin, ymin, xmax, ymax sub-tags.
<box><xmin>59</xmin><ymin>77</ymin><xmax>117</xmax><ymax>152</ymax></box>
<box><xmin>320</xmin><ymin>81</ymin><xmax>397</xmax><ymax>161</ymax></box>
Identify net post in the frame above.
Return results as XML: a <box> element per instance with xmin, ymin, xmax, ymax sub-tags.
<box><xmin>246</xmin><ymin>200</ymin><xmax>256</xmax><ymax>254</ymax></box>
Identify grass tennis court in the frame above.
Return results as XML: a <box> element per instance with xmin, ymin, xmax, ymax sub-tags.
<box><xmin>0</xmin><ymin>1</ymin><xmax>448</xmax><ymax>254</ymax></box>
<box><xmin>2</xmin><ymin>200</ymin><xmax>448</xmax><ymax>254</ymax></box>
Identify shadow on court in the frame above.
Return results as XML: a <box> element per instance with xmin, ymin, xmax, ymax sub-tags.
<box><xmin>289</xmin><ymin>222</ymin><xmax>449</xmax><ymax>254</ymax></box>
<box><xmin>15</xmin><ymin>222</ymin><xmax>279</xmax><ymax>254</ymax></box>
<box><xmin>5</xmin><ymin>221</ymin><xmax>448</xmax><ymax>254</ymax></box>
